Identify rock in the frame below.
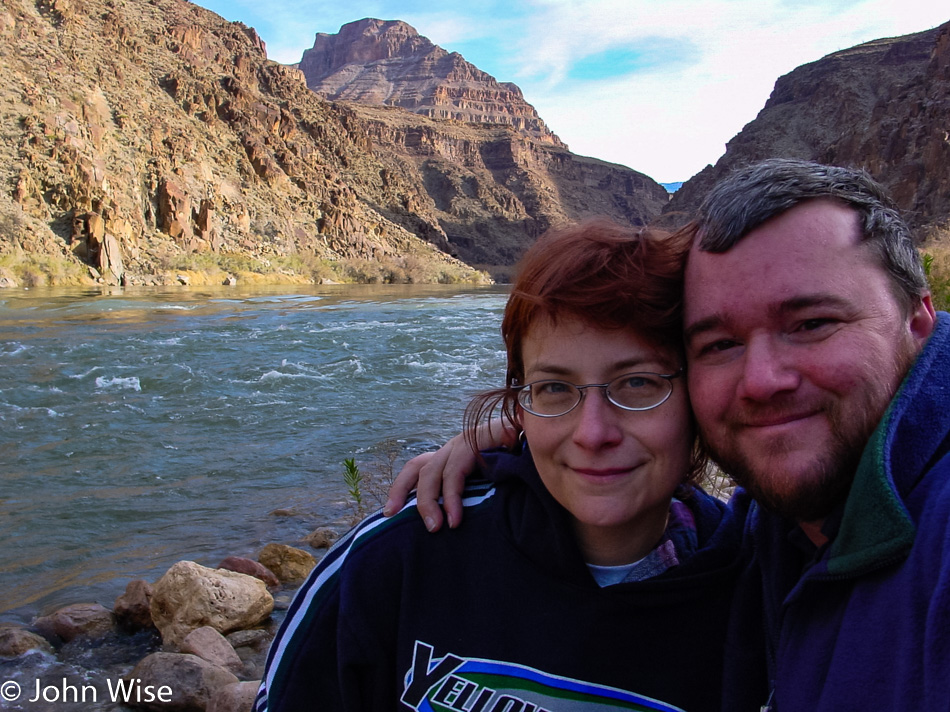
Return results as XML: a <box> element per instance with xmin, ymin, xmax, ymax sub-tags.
<box><xmin>0</xmin><ymin>624</ymin><xmax>54</xmax><ymax>656</ymax></box>
<box><xmin>114</xmin><ymin>579</ymin><xmax>155</xmax><ymax>631</ymax></box>
<box><xmin>0</xmin><ymin>268</ymin><xmax>17</xmax><ymax>289</ymax></box>
<box><xmin>128</xmin><ymin>652</ymin><xmax>238</xmax><ymax>711</ymax></box>
<box><xmin>100</xmin><ymin>233</ymin><xmax>124</xmax><ymax>286</ymax></box>
<box><xmin>150</xmin><ymin>561</ymin><xmax>273</xmax><ymax>648</ymax></box>
<box><xmin>176</xmin><ymin>273</ymin><xmax>191</xmax><ymax>286</ymax></box>
<box><xmin>225</xmin><ymin>628</ymin><xmax>270</xmax><ymax>651</ymax></box>
<box><xmin>301</xmin><ymin>19</ymin><xmax>564</xmax><ymax>146</ymax></box>
<box><xmin>257</xmin><ymin>543</ymin><xmax>316</xmax><ymax>584</ymax></box>
<box><xmin>159</xmin><ymin>179</ymin><xmax>194</xmax><ymax>243</ymax></box>
<box><xmin>180</xmin><ymin>626</ymin><xmax>244</xmax><ymax>676</ymax></box>
<box><xmin>32</xmin><ymin>603</ymin><xmax>115</xmax><ymax>643</ymax></box>
<box><xmin>665</xmin><ymin>22</ymin><xmax>950</xmax><ymax>241</ymax></box>
<box><xmin>217</xmin><ymin>556</ymin><xmax>280</xmax><ymax>588</ymax></box>
<box><xmin>303</xmin><ymin>526</ymin><xmax>338</xmax><ymax>549</ymax></box>
<box><xmin>207</xmin><ymin>681</ymin><xmax>261</xmax><ymax>712</ymax></box>
<box><xmin>271</xmin><ymin>592</ymin><xmax>294</xmax><ymax>611</ymax></box>
<box><xmin>222</xmin><ymin>275</ymin><xmax>237</xmax><ymax>286</ymax></box>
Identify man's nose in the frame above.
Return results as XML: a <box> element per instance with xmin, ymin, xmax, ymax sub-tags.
<box><xmin>738</xmin><ymin>337</ymin><xmax>800</xmax><ymax>401</ymax></box>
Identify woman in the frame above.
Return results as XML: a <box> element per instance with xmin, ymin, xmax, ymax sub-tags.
<box><xmin>255</xmin><ymin>220</ymin><xmax>751</xmax><ymax>712</ymax></box>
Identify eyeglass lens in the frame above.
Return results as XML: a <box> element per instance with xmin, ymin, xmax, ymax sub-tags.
<box><xmin>519</xmin><ymin>373</ymin><xmax>673</xmax><ymax>416</ymax></box>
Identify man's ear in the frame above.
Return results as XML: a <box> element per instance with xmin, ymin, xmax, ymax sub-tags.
<box><xmin>910</xmin><ymin>292</ymin><xmax>937</xmax><ymax>345</ymax></box>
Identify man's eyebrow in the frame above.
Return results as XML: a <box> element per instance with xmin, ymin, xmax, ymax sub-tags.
<box><xmin>683</xmin><ymin>293</ymin><xmax>855</xmax><ymax>345</ymax></box>
<box><xmin>683</xmin><ymin>316</ymin><xmax>723</xmax><ymax>347</ymax></box>
<box><xmin>777</xmin><ymin>294</ymin><xmax>853</xmax><ymax>313</ymax></box>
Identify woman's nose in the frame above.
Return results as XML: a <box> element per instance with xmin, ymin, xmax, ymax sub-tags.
<box><xmin>571</xmin><ymin>387</ymin><xmax>623</xmax><ymax>449</ymax></box>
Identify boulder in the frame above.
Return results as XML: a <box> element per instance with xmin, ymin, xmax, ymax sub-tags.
<box><xmin>257</xmin><ymin>543</ymin><xmax>315</xmax><ymax>584</ymax></box>
<box><xmin>226</xmin><ymin>628</ymin><xmax>270</xmax><ymax>651</ymax></box>
<box><xmin>0</xmin><ymin>624</ymin><xmax>54</xmax><ymax>656</ymax></box>
<box><xmin>217</xmin><ymin>556</ymin><xmax>280</xmax><ymax>589</ymax></box>
<box><xmin>0</xmin><ymin>268</ymin><xmax>17</xmax><ymax>289</ymax></box>
<box><xmin>180</xmin><ymin>626</ymin><xmax>244</xmax><ymax>676</ymax></box>
<box><xmin>303</xmin><ymin>526</ymin><xmax>338</xmax><ymax>549</ymax></box>
<box><xmin>114</xmin><ymin>579</ymin><xmax>155</xmax><ymax>631</ymax></box>
<box><xmin>150</xmin><ymin>561</ymin><xmax>273</xmax><ymax>648</ymax></box>
<box><xmin>100</xmin><ymin>232</ymin><xmax>124</xmax><ymax>286</ymax></box>
<box><xmin>207</xmin><ymin>681</ymin><xmax>261</xmax><ymax>712</ymax></box>
<box><xmin>128</xmin><ymin>652</ymin><xmax>238</xmax><ymax>711</ymax></box>
<box><xmin>32</xmin><ymin>602</ymin><xmax>115</xmax><ymax>643</ymax></box>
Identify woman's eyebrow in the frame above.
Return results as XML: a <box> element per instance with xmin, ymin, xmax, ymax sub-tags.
<box><xmin>526</xmin><ymin>357</ymin><xmax>657</xmax><ymax>377</ymax></box>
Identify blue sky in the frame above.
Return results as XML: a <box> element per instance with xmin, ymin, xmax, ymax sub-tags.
<box><xmin>193</xmin><ymin>0</ymin><xmax>947</xmax><ymax>184</ymax></box>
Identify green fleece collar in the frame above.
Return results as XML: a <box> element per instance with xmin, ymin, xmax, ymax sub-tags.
<box><xmin>826</xmin><ymin>408</ymin><xmax>915</xmax><ymax>576</ymax></box>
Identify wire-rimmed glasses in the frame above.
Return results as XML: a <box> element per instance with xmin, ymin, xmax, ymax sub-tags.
<box><xmin>516</xmin><ymin>369</ymin><xmax>684</xmax><ymax>418</ymax></box>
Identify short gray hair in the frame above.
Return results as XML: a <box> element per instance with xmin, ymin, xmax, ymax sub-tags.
<box><xmin>695</xmin><ymin>159</ymin><xmax>928</xmax><ymax>311</ymax></box>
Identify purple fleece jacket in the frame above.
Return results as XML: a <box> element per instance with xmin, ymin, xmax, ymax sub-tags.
<box><xmin>727</xmin><ymin>312</ymin><xmax>950</xmax><ymax>711</ymax></box>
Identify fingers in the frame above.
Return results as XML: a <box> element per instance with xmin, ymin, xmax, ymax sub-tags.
<box><xmin>439</xmin><ymin>439</ymin><xmax>480</xmax><ymax>528</ymax></box>
<box><xmin>383</xmin><ymin>418</ymin><xmax>519</xmax><ymax>531</ymax></box>
<box><xmin>414</xmin><ymin>455</ymin><xmax>450</xmax><ymax>532</ymax></box>
<box><xmin>384</xmin><ymin>451</ymin><xmax>431</xmax><ymax>516</ymax></box>
<box><xmin>385</xmin><ymin>449</ymin><xmax>450</xmax><ymax>532</ymax></box>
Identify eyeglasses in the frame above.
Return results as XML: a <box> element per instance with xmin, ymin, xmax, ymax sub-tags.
<box><xmin>516</xmin><ymin>370</ymin><xmax>684</xmax><ymax>418</ymax></box>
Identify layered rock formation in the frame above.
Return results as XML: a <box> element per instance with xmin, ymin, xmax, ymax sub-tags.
<box><xmin>667</xmin><ymin>21</ymin><xmax>950</xmax><ymax>240</ymax></box>
<box><xmin>299</xmin><ymin>19</ymin><xmax>564</xmax><ymax>147</ymax></box>
<box><xmin>0</xmin><ymin>0</ymin><xmax>485</xmax><ymax>285</ymax></box>
<box><xmin>0</xmin><ymin>1</ymin><xmax>668</xmax><ymax>285</ymax></box>
<box><xmin>348</xmin><ymin>102</ymin><xmax>668</xmax><ymax>266</ymax></box>
<box><xmin>296</xmin><ymin>18</ymin><xmax>669</xmax><ymax>268</ymax></box>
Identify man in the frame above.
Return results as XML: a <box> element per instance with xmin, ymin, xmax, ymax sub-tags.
<box><xmin>391</xmin><ymin>159</ymin><xmax>950</xmax><ymax>709</ymax></box>
<box><xmin>682</xmin><ymin>160</ymin><xmax>946</xmax><ymax>711</ymax></box>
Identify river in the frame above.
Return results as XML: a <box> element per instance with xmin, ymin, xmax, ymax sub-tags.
<box><xmin>0</xmin><ymin>284</ymin><xmax>509</xmax><ymax>625</ymax></box>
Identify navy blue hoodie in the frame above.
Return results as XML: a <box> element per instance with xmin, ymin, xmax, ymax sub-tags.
<box><xmin>256</xmin><ymin>450</ymin><xmax>752</xmax><ymax>712</ymax></box>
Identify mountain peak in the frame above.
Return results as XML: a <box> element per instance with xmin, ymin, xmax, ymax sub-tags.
<box><xmin>298</xmin><ymin>19</ymin><xmax>564</xmax><ymax>146</ymax></box>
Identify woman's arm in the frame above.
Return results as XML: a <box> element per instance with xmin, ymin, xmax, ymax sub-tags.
<box><xmin>384</xmin><ymin>418</ymin><xmax>518</xmax><ymax>531</ymax></box>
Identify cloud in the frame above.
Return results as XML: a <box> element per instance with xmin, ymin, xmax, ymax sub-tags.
<box><xmin>195</xmin><ymin>0</ymin><xmax>949</xmax><ymax>181</ymax></box>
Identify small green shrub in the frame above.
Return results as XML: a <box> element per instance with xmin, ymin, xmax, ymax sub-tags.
<box><xmin>342</xmin><ymin>439</ymin><xmax>404</xmax><ymax>521</ymax></box>
<box><xmin>922</xmin><ymin>251</ymin><xmax>950</xmax><ymax>312</ymax></box>
<box><xmin>342</xmin><ymin>458</ymin><xmax>364</xmax><ymax>515</ymax></box>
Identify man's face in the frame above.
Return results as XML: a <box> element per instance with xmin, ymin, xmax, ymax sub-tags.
<box><xmin>683</xmin><ymin>199</ymin><xmax>935</xmax><ymax>523</ymax></box>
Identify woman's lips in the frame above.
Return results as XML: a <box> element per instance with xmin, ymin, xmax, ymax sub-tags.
<box><xmin>571</xmin><ymin>467</ymin><xmax>636</xmax><ymax>478</ymax></box>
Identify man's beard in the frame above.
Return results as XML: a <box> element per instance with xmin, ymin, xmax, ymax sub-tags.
<box><xmin>704</xmin><ymin>408</ymin><xmax>872</xmax><ymax>522</ymax></box>
<box><xmin>702</xmin><ymin>345</ymin><xmax>916</xmax><ymax>523</ymax></box>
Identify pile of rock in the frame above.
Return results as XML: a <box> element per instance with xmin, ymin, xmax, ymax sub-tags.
<box><xmin>0</xmin><ymin>540</ymin><xmax>328</xmax><ymax>712</ymax></box>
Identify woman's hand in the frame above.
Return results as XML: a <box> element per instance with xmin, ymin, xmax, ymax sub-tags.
<box><xmin>384</xmin><ymin>419</ymin><xmax>518</xmax><ymax>531</ymax></box>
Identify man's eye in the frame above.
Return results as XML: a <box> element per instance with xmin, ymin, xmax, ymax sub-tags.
<box><xmin>701</xmin><ymin>339</ymin><xmax>739</xmax><ymax>355</ymax></box>
<box><xmin>799</xmin><ymin>318</ymin><xmax>834</xmax><ymax>331</ymax></box>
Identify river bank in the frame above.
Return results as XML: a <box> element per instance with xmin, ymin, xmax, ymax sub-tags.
<box><xmin>0</xmin><ymin>533</ymin><xmax>327</xmax><ymax>712</ymax></box>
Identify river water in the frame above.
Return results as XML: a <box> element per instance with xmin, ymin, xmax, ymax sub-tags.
<box><xmin>0</xmin><ymin>284</ymin><xmax>509</xmax><ymax>625</ymax></box>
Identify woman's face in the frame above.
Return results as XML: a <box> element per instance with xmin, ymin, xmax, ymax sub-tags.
<box><xmin>520</xmin><ymin>314</ymin><xmax>692</xmax><ymax>565</ymax></box>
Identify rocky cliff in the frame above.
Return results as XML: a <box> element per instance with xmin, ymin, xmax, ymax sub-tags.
<box><xmin>346</xmin><ymin>102</ymin><xmax>669</xmax><ymax>267</ymax></box>
<box><xmin>666</xmin><ymin>21</ymin><xmax>950</xmax><ymax>240</ymax></box>
<box><xmin>295</xmin><ymin>18</ymin><xmax>668</xmax><ymax>270</ymax></box>
<box><xmin>0</xmin><ymin>1</ymin><xmax>669</xmax><ymax>287</ymax></box>
<box><xmin>1</xmin><ymin>0</ymin><xmax>499</xmax><ymax>286</ymax></box>
<box><xmin>299</xmin><ymin>19</ymin><xmax>564</xmax><ymax>147</ymax></box>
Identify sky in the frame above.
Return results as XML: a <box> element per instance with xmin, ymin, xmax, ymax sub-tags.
<box><xmin>192</xmin><ymin>0</ymin><xmax>947</xmax><ymax>184</ymax></box>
